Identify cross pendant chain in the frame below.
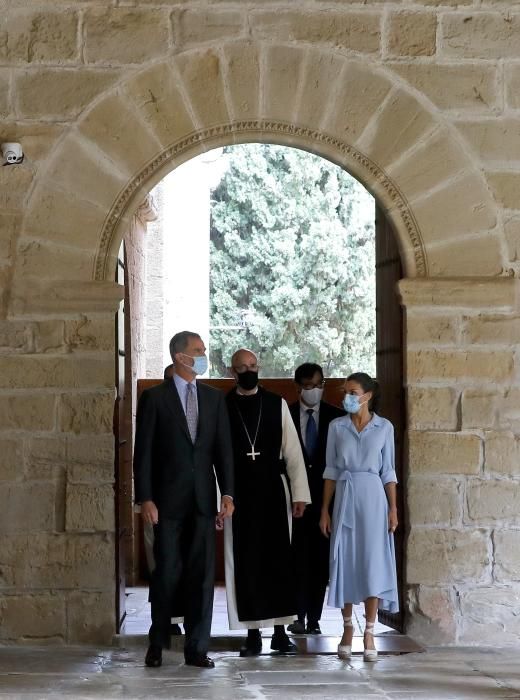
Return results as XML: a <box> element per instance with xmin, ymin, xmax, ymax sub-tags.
<box><xmin>246</xmin><ymin>447</ymin><xmax>261</xmax><ymax>461</ymax></box>
<box><xmin>235</xmin><ymin>396</ymin><xmax>263</xmax><ymax>462</ymax></box>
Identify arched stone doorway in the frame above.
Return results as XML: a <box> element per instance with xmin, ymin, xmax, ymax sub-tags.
<box><xmin>5</xmin><ymin>41</ymin><xmax>512</xmax><ymax>645</ymax></box>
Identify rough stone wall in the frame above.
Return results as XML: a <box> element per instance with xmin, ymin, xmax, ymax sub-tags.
<box><xmin>1</xmin><ymin>2</ymin><xmax>520</xmax><ymax>644</ymax></box>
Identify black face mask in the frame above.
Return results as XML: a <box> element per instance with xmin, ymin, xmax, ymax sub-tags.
<box><xmin>236</xmin><ymin>370</ymin><xmax>259</xmax><ymax>391</ymax></box>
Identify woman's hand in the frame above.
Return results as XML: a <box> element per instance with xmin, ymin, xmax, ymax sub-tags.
<box><xmin>319</xmin><ymin>510</ymin><xmax>331</xmax><ymax>538</ymax></box>
<box><xmin>388</xmin><ymin>507</ymin><xmax>398</xmax><ymax>533</ymax></box>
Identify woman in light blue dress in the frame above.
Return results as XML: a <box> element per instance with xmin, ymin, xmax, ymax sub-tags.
<box><xmin>319</xmin><ymin>373</ymin><xmax>398</xmax><ymax>662</ymax></box>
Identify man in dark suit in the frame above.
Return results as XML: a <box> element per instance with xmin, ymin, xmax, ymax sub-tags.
<box><xmin>134</xmin><ymin>331</ymin><xmax>234</xmax><ymax>669</ymax></box>
<box><xmin>288</xmin><ymin>363</ymin><xmax>345</xmax><ymax>635</ymax></box>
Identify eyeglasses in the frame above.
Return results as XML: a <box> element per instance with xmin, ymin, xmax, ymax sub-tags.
<box><xmin>301</xmin><ymin>379</ymin><xmax>326</xmax><ymax>390</ymax></box>
<box><xmin>233</xmin><ymin>364</ymin><xmax>259</xmax><ymax>373</ymax></box>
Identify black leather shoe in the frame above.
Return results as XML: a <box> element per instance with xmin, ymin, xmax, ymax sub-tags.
<box><xmin>306</xmin><ymin>621</ymin><xmax>321</xmax><ymax>635</ymax></box>
<box><xmin>145</xmin><ymin>645</ymin><xmax>162</xmax><ymax>667</ymax></box>
<box><xmin>185</xmin><ymin>654</ymin><xmax>215</xmax><ymax>668</ymax></box>
<box><xmin>270</xmin><ymin>634</ymin><xmax>297</xmax><ymax>654</ymax></box>
<box><xmin>239</xmin><ymin>638</ymin><xmax>263</xmax><ymax>657</ymax></box>
<box><xmin>170</xmin><ymin>623</ymin><xmax>182</xmax><ymax>636</ymax></box>
<box><xmin>287</xmin><ymin>620</ymin><xmax>306</xmax><ymax>634</ymax></box>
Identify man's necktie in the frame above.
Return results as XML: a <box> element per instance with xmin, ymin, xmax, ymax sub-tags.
<box><xmin>186</xmin><ymin>383</ymin><xmax>198</xmax><ymax>443</ymax></box>
<box><xmin>305</xmin><ymin>408</ymin><xmax>318</xmax><ymax>460</ymax></box>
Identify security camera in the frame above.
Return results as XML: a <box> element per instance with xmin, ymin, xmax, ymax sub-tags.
<box><xmin>1</xmin><ymin>143</ymin><xmax>24</xmax><ymax>165</ymax></box>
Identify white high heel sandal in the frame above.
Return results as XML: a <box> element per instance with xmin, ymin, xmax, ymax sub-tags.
<box><xmin>337</xmin><ymin>615</ymin><xmax>353</xmax><ymax>659</ymax></box>
<box><xmin>363</xmin><ymin>620</ymin><xmax>378</xmax><ymax>662</ymax></box>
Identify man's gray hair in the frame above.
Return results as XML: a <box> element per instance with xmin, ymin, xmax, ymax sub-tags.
<box><xmin>169</xmin><ymin>331</ymin><xmax>201</xmax><ymax>361</ymax></box>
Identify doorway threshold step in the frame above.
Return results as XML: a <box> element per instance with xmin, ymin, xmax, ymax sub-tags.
<box><xmin>113</xmin><ymin>633</ymin><xmax>424</xmax><ymax>655</ymax></box>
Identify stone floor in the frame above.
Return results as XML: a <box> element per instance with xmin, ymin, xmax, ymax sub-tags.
<box><xmin>0</xmin><ymin>645</ymin><xmax>519</xmax><ymax>699</ymax></box>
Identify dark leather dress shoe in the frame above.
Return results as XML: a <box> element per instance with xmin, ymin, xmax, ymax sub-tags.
<box><xmin>306</xmin><ymin>622</ymin><xmax>321</xmax><ymax>635</ymax></box>
<box><xmin>145</xmin><ymin>645</ymin><xmax>162</xmax><ymax>667</ymax></box>
<box><xmin>287</xmin><ymin>620</ymin><xmax>306</xmax><ymax>634</ymax></box>
<box><xmin>239</xmin><ymin>637</ymin><xmax>263</xmax><ymax>657</ymax></box>
<box><xmin>185</xmin><ymin>654</ymin><xmax>215</xmax><ymax>668</ymax></box>
<box><xmin>270</xmin><ymin>634</ymin><xmax>297</xmax><ymax>654</ymax></box>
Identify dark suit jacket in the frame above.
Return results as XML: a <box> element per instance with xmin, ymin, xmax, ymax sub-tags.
<box><xmin>289</xmin><ymin>400</ymin><xmax>345</xmax><ymax>512</ymax></box>
<box><xmin>133</xmin><ymin>379</ymin><xmax>234</xmax><ymax>518</ymax></box>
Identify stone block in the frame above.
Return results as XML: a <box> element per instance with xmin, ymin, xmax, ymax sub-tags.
<box><xmin>322</xmin><ymin>60</ymin><xmax>393</xmax><ymax>144</ymax></box>
<box><xmin>506</xmin><ymin>64</ymin><xmax>520</xmax><ymax>109</ymax></box>
<box><xmin>0</xmin><ymin>438</ymin><xmax>23</xmax><ymax>481</ymax></box>
<box><xmin>0</xmin><ymin>533</ymin><xmax>65</xmax><ymax>587</ymax></box>
<box><xmin>406</xmin><ymin>585</ymin><xmax>457</xmax><ymax>645</ymax></box>
<box><xmin>494</xmin><ymin>530</ymin><xmax>520</xmax><ymax>582</ymax></box>
<box><xmin>387</xmin><ymin>11</ymin><xmax>437</xmax><ymax>57</ymax></box>
<box><xmin>174</xmin><ymin>49</ymin><xmax>229</xmax><ymax>129</ymax></box>
<box><xmin>65</xmin><ymin>533</ymin><xmax>115</xmax><ymax>589</ymax></box>
<box><xmin>487</xmin><ymin>171</ymin><xmax>520</xmax><ymax>210</ymax></box>
<box><xmin>83</xmin><ymin>8</ymin><xmax>169</xmax><ymax>64</ymax></box>
<box><xmin>408</xmin><ymin>477</ymin><xmax>461</xmax><ymax>526</ymax></box>
<box><xmin>504</xmin><ymin>215</ymin><xmax>520</xmax><ymax>262</ymax></box>
<box><xmin>67</xmin><ymin>435</ymin><xmax>114</xmax><ymax>483</ymax></box>
<box><xmin>456</xmin><ymin>118</ymin><xmax>520</xmax><ymax>163</ymax></box>
<box><xmin>0</xmin><ymin>320</ymin><xmax>29</xmax><ymax>352</ymax></box>
<box><xmin>66</xmin><ymin>590</ymin><xmax>114</xmax><ymax>644</ymax></box>
<box><xmin>461</xmin><ymin>389</ymin><xmax>498</xmax><ymax>429</ymax></box>
<box><xmin>411</xmin><ymin>173</ymin><xmax>497</xmax><ymax>243</ymax></box>
<box><xmin>407</xmin><ymin>528</ymin><xmax>490</xmax><ymax>584</ymax></box>
<box><xmin>0</xmin><ymin>122</ymin><xmax>64</xmax><ymax>164</ymax></box>
<box><xmin>250</xmin><ymin>10</ymin><xmax>381</xmax><ymax>53</ymax></box>
<box><xmin>441</xmin><ymin>13</ymin><xmax>520</xmax><ymax>59</ymax></box>
<box><xmin>294</xmin><ymin>49</ymin><xmax>345</xmax><ymax>130</ymax></box>
<box><xmin>498</xmin><ymin>388</ymin><xmax>520</xmax><ymax>431</ymax></box>
<box><xmin>222</xmin><ymin>41</ymin><xmax>260</xmax><ymax>121</ymax></box>
<box><xmin>467</xmin><ymin>479</ymin><xmax>520</xmax><ymax>523</ymax></box>
<box><xmin>262</xmin><ymin>45</ymin><xmax>306</xmax><ymax>122</ymax></box>
<box><xmin>0</xmin><ymin>481</ymin><xmax>56</xmax><ymax>533</ymax></box>
<box><xmin>0</xmin><ymin>164</ymin><xmax>34</xmax><ymax>210</ymax></box>
<box><xmin>17</xmin><ymin>239</ymin><xmax>92</xmax><ymax>281</ymax></box>
<box><xmin>0</xmin><ymin>211</ymin><xmax>20</xmax><ymax>262</ymax></box>
<box><xmin>484</xmin><ymin>431</ymin><xmax>520</xmax><ymax>476</ymax></box>
<box><xmin>33</xmin><ymin>320</ymin><xmax>65</xmax><ymax>354</ymax></box>
<box><xmin>0</xmin><ymin>593</ymin><xmax>65</xmax><ymax>641</ymax></box>
<box><xmin>14</xmin><ymin>68</ymin><xmax>121</xmax><ymax>120</ymax></box>
<box><xmin>0</xmin><ymin>394</ymin><xmax>55</xmax><ymax>431</ymax></box>
<box><xmin>26</xmin><ymin>436</ymin><xmax>66</xmax><ymax>479</ymax></box>
<box><xmin>122</xmin><ymin>62</ymin><xmax>195</xmax><ymax>149</ymax></box>
<box><xmin>0</xmin><ymin>356</ymin><xmax>113</xmax><ymax>390</ymax></box>
<box><xmin>59</xmin><ymin>391</ymin><xmax>114</xmax><ymax>434</ymax></box>
<box><xmin>462</xmin><ymin>314</ymin><xmax>520</xmax><ymax>345</ymax></box>
<box><xmin>387</xmin><ymin>128</ymin><xmax>466</xmax><ymax>203</ymax></box>
<box><xmin>65</xmin><ymin>483</ymin><xmax>114</xmax><ymax>532</ymax></box>
<box><xmin>406</xmin><ymin>314</ymin><xmax>458</xmax><ymax>345</ymax></box>
<box><xmin>174</xmin><ymin>8</ymin><xmax>244</xmax><ymax>47</ymax></box>
<box><xmin>64</xmin><ymin>316</ymin><xmax>114</xmax><ymax>353</ymax></box>
<box><xmin>78</xmin><ymin>93</ymin><xmax>162</xmax><ymax>179</ymax></box>
<box><xmin>408</xmin><ymin>387</ymin><xmax>458</xmax><ymax>431</ymax></box>
<box><xmin>409</xmin><ymin>431</ymin><xmax>481</xmax><ymax>475</ymax></box>
<box><xmin>357</xmin><ymin>90</ymin><xmax>437</xmax><ymax>170</ymax></box>
<box><xmin>0</xmin><ymin>10</ymin><xmax>78</xmax><ymax>64</ymax></box>
<box><xmin>0</xmin><ymin>71</ymin><xmax>9</xmax><ymax>118</ymax></box>
<box><xmin>399</xmin><ymin>277</ymin><xmax>517</xmax><ymax>311</ymax></box>
<box><xmin>426</xmin><ymin>234</ymin><xmax>503</xmax><ymax>277</ymax></box>
<box><xmin>407</xmin><ymin>349</ymin><xmax>513</xmax><ymax>382</ymax></box>
<box><xmin>461</xmin><ymin>586</ymin><xmax>520</xmax><ymax>645</ymax></box>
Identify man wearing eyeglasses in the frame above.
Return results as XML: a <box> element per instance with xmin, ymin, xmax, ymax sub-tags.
<box><xmin>223</xmin><ymin>348</ymin><xmax>311</xmax><ymax>657</ymax></box>
<box><xmin>288</xmin><ymin>363</ymin><xmax>345</xmax><ymax>635</ymax></box>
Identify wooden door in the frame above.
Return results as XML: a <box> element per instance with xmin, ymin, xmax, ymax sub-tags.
<box><xmin>375</xmin><ymin>204</ymin><xmax>405</xmax><ymax>631</ymax></box>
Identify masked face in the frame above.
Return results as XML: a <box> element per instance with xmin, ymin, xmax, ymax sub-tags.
<box><xmin>342</xmin><ymin>391</ymin><xmax>368</xmax><ymax>414</ymax></box>
<box><xmin>236</xmin><ymin>370</ymin><xmax>259</xmax><ymax>391</ymax></box>
<box><xmin>178</xmin><ymin>353</ymin><xmax>208</xmax><ymax>376</ymax></box>
<box><xmin>301</xmin><ymin>387</ymin><xmax>324</xmax><ymax>407</ymax></box>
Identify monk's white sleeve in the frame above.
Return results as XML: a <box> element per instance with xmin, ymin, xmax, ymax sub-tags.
<box><xmin>281</xmin><ymin>398</ymin><xmax>311</xmax><ymax>504</ymax></box>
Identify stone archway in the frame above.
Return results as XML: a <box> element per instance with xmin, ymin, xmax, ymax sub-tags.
<box><xmin>4</xmin><ymin>40</ymin><xmax>514</xmax><ymax>646</ymax></box>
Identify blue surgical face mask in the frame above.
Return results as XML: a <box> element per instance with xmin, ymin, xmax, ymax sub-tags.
<box><xmin>180</xmin><ymin>354</ymin><xmax>208</xmax><ymax>376</ymax></box>
<box><xmin>343</xmin><ymin>393</ymin><xmax>366</xmax><ymax>414</ymax></box>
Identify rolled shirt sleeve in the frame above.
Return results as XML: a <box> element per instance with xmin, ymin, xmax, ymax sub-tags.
<box><xmin>380</xmin><ymin>421</ymin><xmax>397</xmax><ymax>486</ymax></box>
<box><xmin>323</xmin><ymin>420</ymin><xmax>340</xmax><ymax>481</ymax></box>
<box><xmin>281</xmin><ymin>398</ymin><xmax>311</xmax><ymax>504</ymax></box>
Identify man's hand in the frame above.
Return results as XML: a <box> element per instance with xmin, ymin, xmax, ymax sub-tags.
<box><xmin>218</xmin><ymin>495</ymin><xmax>235</xmax><ymax>520</ymax></box>
<box><xmin>319</xmin><ymin>510</ymin><xmax>331</xmax><ymax>538</ymax></box>
<box><xmin>292</xmin><ymin>501</ymin><xmax>306</xmax><ymax>518</ymax></box>
<box><xmin>141</xmin><ymin>500</ymin><xmax>158</xmax><ymax>525</ymax></box>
